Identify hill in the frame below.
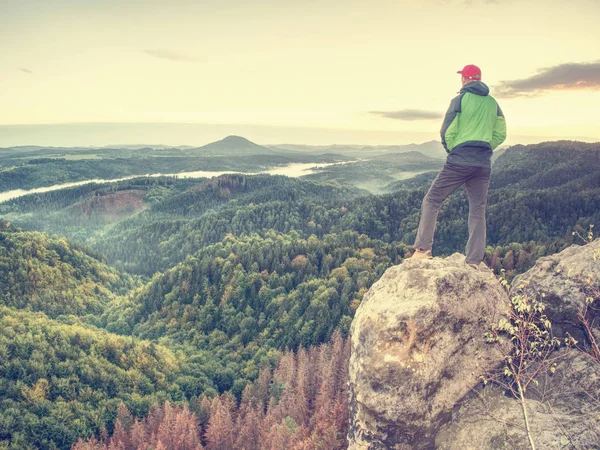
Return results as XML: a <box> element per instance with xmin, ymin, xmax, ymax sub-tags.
<box><xmin>105</xmin><ymin>231</ymin><xmax>406</xmax><ymax>343</ymax></box>
<box><xmin>361</xmin><ymin>140</ymin><xmax>446</xmax><ymax>159</ymax></box>
<box><xmin>371</xmin><ymin>150</ymin><xmax>438</xmax><ymax>163</ymax></box>
<box><xmin>3</xmin><ymin>175</ymin><xmax>366</xmax><ymax>274</ymax></box>
<box><xmin>67</xmin><ymin>189</ymin><xmax>148</xmax><ymax>223</ymax></box>
<box><xmin>301</xmin><ymin>156</ymin><xmax>443</xmax><ymax>194</ymax></box>
<box><xmin>97</xmin><ymin>230</ymin><xmax>408</xmax><ymax>414</ymax></box>
<box><xmin>0</xmin><ymin>221</ymin><xmax>186</xmax><ymax>450</ymax></box>
<box><xmin>0</xmin><ymin>306</ymin><xmax>182</xmax><ymax>450</ymax></box>
<box><xmin>0</xmin><ymin>220</ymin><xmax>138</xmax><ymax>317</ymax></box>
<box><xmin>491</xmin><ymin>140</ymin><xmax>600</xmax><ymax>190</ymax></box>
<box><xmin>189</xmin><ymin>135</ymin><xmax>281</xmax><ymax>157</ymax></box>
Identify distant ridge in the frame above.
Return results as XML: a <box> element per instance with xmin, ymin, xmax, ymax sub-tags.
<box><xmin>99</xmin><ymin>144</ymin><xmax>196</xmax><ymax>150</ymax></box>
<box><xmin>268</xmin><ymin>140</ymin><xmax>446</xmax><ymax>159</ymax></box>
<box><xmin>372</xmin><ymin>150</ymin><xmax>438</xmax><ymax>163</ymax></box>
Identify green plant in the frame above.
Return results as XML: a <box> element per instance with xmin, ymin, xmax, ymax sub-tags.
<box><xmin>483</xmin><ymin>272</ymin><xmax>574</xmax><ymax>450</ymax></box>
<box><xmin>572</xmin><ymin>224</ymin><xmax>598</xmax><ymax>260</ymax></box>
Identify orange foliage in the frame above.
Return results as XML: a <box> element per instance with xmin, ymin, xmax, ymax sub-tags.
<box><xmin>74</xmin><ymin>332</ymin><xmax>350</xmax><ymax>450</ymax></box>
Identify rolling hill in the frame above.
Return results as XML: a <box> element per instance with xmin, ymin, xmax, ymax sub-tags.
<box><xmin>0</xmin><ymin>221</ymin><xmax>138</xmax><ymax>317</ymax></box>
<box><xmin>268</xmin><ymin>140</ymin><xmax>446</xmax><ymax>159</ymax></box>
<box><xmin>0</xmin><ymin>140</ymin><xmax>599</xmax><ymax>449</ymax></box>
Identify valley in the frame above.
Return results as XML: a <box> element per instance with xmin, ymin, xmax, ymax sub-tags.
<box><xmin>0</xmin><ymin>138</ymin><xmax>599</xmax><ymax>449</ymax></box>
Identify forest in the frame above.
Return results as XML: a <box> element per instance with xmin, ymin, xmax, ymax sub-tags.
<box><xmin>72</xmin><ymin>333</ymin><xmax>351</xmax><ymax>450</ymax></box>
<box><xmin>0</xmin><ymin>136</ymin><xmax>450</xmax><ymax>194</ymax></box>
<box><xmin>0</xmin><ymin>140</ymin><xmax>599</xmax><ymax>449</ymax></box>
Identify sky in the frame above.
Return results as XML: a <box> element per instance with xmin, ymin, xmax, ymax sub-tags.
<box><xmin>1</xmin><ymin>0</ymin><xmax>600</xmax><ymax>147</ymax></box>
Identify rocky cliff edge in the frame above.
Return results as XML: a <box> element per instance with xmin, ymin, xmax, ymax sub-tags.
<box><xmin>348</xmin><ymin>240</ymin><xmax>600</xmax><ymax>449</ymax></box>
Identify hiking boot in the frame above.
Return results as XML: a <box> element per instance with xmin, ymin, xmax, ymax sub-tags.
<box><xmin>411</xmin><ymin>248</ymin><xmax>432</xmax><ymax>260</ymax></box>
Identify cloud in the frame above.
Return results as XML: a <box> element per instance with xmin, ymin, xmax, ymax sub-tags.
<box><xmin>143</xmin><ymin>49</ymin><xmax>198</xmax><ymax>62</ymax></box>
<box><xmin>494</xmin><ymin>60</ymin><xmax>600</xmax><ymax>98</ymax></box>
<box><xmin>19</xmin><ymin>68</ymin><xmax>33</xmax><ymax>74</ymax></box>
<box><xmin>369</xmin><ymin>109</ymin><xmax>443</xmax><ymax>121</ymax></box>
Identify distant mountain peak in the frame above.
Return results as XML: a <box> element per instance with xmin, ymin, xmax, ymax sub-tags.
<box><xmin>204</xmin><ymin>135</ymin><xmax>260</xmax><ymax>147</ymax></box>
<box><xmin>195</xmin><ymin>135</ymin><xmax>277</xmax><ymax>155</ymax></box>
<box><xmin>222</xmin><ymin>135</ymin><xmax>251</xmax><ymax>142</ymax></box>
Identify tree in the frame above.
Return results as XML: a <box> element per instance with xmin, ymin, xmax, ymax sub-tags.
<box><xmin>204</xmin><ymin>398</ymin><xmax>234</xmax><ymax>450</ymax></box>
<box><xmin>484</xmin><ymin>278</ymin><xmax>574</xmax><ymax>450</ymax></box>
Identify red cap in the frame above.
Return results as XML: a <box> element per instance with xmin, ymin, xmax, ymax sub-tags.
<box><xmin>457</xmin><ymin>64</ymin><xmax>481</xmax><ymax>80</ymax></box>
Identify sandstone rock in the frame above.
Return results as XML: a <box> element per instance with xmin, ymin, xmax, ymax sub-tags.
<box><xmin>510</xmin><ymin>239</ymin><xmax>600</xmax><ymax>342</ymax></box>
<box><xmin>347</xmin><ymin>253</ymin><xmax>509</xmax><ymax>449</ymax></box>
<box><xmin>435</xmin><ymin>349</ymin><xmax>600</xmax><ymax>449</ymax></box>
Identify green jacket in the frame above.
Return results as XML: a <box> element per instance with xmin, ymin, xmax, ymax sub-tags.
<box><xmin>441</xmin><ymin>81</ymin><xmax>507</xmax><ymax>167</ymax></box>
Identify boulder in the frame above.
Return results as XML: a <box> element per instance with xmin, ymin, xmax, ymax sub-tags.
<box><xmin>347</xmin><ymin>253</ymin><xmax>510</xmax><ymax>449</ymax></box>
<box><xmin>435</xmin><ymin>348</ymin><xmax>600</xmax><ymax>449</ymax></box>
<box><xmin>510</xmin><ymin>239</ymin><xmax>600</xmax><ymax>342</ymax></box>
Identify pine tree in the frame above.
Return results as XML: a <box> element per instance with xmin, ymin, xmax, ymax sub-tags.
<box><xmin>116</xmin><ymin>403</ymin><xmax>134</xmax><ymax>432</ymax></box>
<box><xmin>205</xmin><ymin>398</ymin><xmax>235</xmax><ymax>450</ymax></box>
<box><xmin>156</xmin><ymin>401</ymin><xmax>177</xmax><ymax>448</ymax></box>
<box><xmin>129</xmin><ymin>420</ymin><xmax>147</xmax><ymax>450</ymax></box>
<box><xmin>172</xmin><ymin>405</ymin><xmax>204</xmax><ymax>450</ymax></box>
<box><xmin>72</xmin><ymin>437</ymin><xmax>104</xmax><ymax>450</ymax></box>
<box><xmin>233</xmin><ymin>404</ymin><xmax>262</xmax><ymax>450</ymax></box>
<box><xmin>109</xmin><ymin>419</ymin><xmax>129</xmax><ymax>450</ymax></box>
<box><xmin>253</xmin><ymin>366</ymin><xmax>272</xmax><ymax>413</ymax></box>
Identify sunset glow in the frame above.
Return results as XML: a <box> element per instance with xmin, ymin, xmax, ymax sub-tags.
<box><xmin>2</xmin><ymin>0</ymin><xmax>599</xmax><ymax>146</ymax></box>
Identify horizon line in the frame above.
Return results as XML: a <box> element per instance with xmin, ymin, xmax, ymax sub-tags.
<box><xmin>1</xmin><ymin>122</ymin><xmax>599</xmax><ymax>148</ymax></box>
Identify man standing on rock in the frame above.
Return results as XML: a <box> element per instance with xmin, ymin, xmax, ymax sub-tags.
<box><xmin>411</xmin><ymin>64</ymin><xmax>507</xmax><ymax>269</ymax></box>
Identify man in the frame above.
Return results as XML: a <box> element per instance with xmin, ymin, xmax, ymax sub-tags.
<box><xmin>411</xmin><ymin>64</ymin><xmax>507</xmax><ymax>269</ymax></box>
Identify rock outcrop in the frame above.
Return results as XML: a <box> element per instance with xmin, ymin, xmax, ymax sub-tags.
<box><xmin>437</xmin><ymin>239</ymin><xmax>600</xmax><ymax>449</ymax></box>
<box><xmin>510</xmin><ymin>238</ymin><xmax>600</xmax><ymax>342</ymax></box>
<box><xmin>347</xmin><ymin>253</ymin><xmax>509</xmax><ymax>449</ymax></box>
<box><xmin>348</xmin><ymin>240</ymin><xmax>600</xmax><ymax>449</ymax></box>
<box><xmin>435</xmin><ymin>348</ymin><xmax>600</xmax><ymax>449</ymax></box>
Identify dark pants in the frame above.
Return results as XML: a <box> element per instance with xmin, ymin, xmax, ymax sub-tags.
<box><xmin>414</xmin><ymin>162</ymin><xmax>491</xmax><ymax>265</ymax></box>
